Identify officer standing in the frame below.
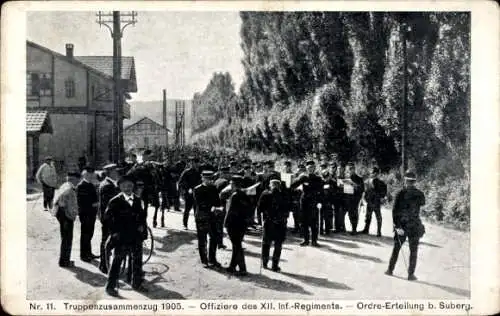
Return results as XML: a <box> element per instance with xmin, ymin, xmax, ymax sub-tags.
<box><xmin>36</xmin><ymin>156</ymin><xmax>58</xmax><ymax>211</ymax></box>
<box><xmin>214</xmin><ymin>166</ymin><xmax>231</xmax><ymax>249</ymax></box>
<box><xmin>104</xmin><ymin>175</ymin><xmax>148</xmax><ymax>296</ymax></box>
<box><xmin>178</xmin><ymin>157</ymin><xmax>202</xmax><ymax>230</ymax></box>
<box><xmin>224</xmin><ymin>175</ymin><xmax>253</xmax><ymax>276</ymax></box>
<box><xmin>98</xmin><ymin>164</ymin><xmax>121</xmax><ymax>273</ymax></box>
<box><xmin>76</xmin><ymin>166</ymin><xmax>99</xmax><ymax>262</ymax></box>
<box><xmin>51</xmin><ymin>171</ymin><xmax>81</xmax><ymax>268</ymax></box>
<box><xmin>361</xmin><ymin>167</ymin><xmax>388</xmax><ymax>237</ymax></box>
<box><xmin>385</xmin><ymin>171</ymin><xmax>426</xmax><ymax>281</ymax></box>
<box><xmin>320</xmin><ymin>170</ymin><xmax>336</xmax><ymax>235</ymax></box>
<box><xmin>193</xmin><ymin>170</ymin><xmax>224</xmax><ymax>268</ymax></box>
<box><xmin>257</xmin><ymin>179</ymin><xmax>289</xmax><ymax>272</ymax></box>
<box><xmin>339</xmin><ymin>162</ymin><xmax>364</xmax><ymax>235</ymax></box>
<box><xmin>291</xmin><ymin>160</ymin><xmax>324</xmax><ymax>247</ymax></box>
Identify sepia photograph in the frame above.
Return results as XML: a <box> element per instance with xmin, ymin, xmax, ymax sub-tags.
<box><xmin>24</xmin><ymin>9</ymin><xmax>472</xmax><ymax>301</ymax></box>
<box><xmin>1</xmin><ymin>1</ymin><xmax>499</xmax><ymax>315</ymax></box>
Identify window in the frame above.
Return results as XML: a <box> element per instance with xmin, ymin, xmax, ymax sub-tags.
<box><xmin>144</xmin><ymin>137</ymin><xmax>149</xmax><ymax>148</ymax></box>
<box><xmin>150</xmin><ymin>124</ymin><xmax>155</xmax><ymax>132</ymax></box>
<box><xmin>65</xmin><ymin>78</ymin><xmax>75</xmax><ymax>98</ymax></box>
<box><xmin>27</xmin><ymin>72</ymin><xmax>52</xmax><ymax>96</ymax></box>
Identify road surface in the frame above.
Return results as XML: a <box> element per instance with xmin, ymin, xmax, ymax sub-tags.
<box><xmin>26</xmin><ymin>193</ymin><xmax>470</xmax><ymax>300</ymax></box>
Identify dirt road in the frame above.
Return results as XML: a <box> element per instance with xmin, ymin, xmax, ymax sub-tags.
<box><xmin>26</xmin><ymin>193</ymin><xmax>469</xmax><ymax>300</ymax></box>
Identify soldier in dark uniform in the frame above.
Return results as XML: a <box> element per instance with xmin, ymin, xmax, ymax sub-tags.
<box><xmin>361</xmin><ymin>167</ymin><xmax>388</xmax><ymax>237</ymax></box>
<box><xmin>214</xmin><ymin>166</ymin><xmax>231</xmax><ymax>249</ymax></box>
<box><xmin>333</xmin><ymin>164</ymin><xmax>346</xmax><ymax>233</ymax></box>
<box><xmin>256</xmin><ymin>161</ymin><xmax>281</xmax><ymax>225</ymax></box>
<box><xmin>258</xmin><ymin>179</ymin><xmax>289</xmax><ymax>272</ymax></box>
<box><xmin>385</xmin><ymin>171</ymin><xmax>425</xmax><ymax>281</ymax></box>
<box><xmin>224</xmin><ymin>175</ymin><xmax>253</xmax><ymax>276</ymax></box>
<box><xmin>126</xmin><ymin>150</ymin><xmax>159</xmax><ymax>218</ymax></box>
<box><xmin>320</xmin><ymin>170</ymin><xmax>336</xmax><ymax>235</ymax></box>
<box><xmin>98</xmin><ymin>164</ymin><xmax>121</xmax><ymax>273</ymax></box>
<box><xmin>104</xmin><ymin>175</ymin><xmax>148</xmax><ymax>296</ymax></box>
<box><xmin>338</xmin><ymin>162</ymin><xmax>364</xmax><ymax>235</ymax></box>
<box><xmin>76</xmin><ymin>166</ymin><xmax>100</xmax><ymax>262</ymax></box>
<box><xmin>178</xmin><ymin>158</ymin><xmax>202</xmax><ymax>229</ymax></box>
<box><xmin>291</xmin><ymin>160</ymin><xmax>324</xmax><ymax>247</ymax></box>
<box><xmin>193</xmin><ymin>171</ymin><xmax>224</xmax><ymax>268</ymax></box>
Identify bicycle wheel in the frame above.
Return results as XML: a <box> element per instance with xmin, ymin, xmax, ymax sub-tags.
<box><xmin>142</xmin><ymin>226</ymin><xmax>154</xmax><ymax>264</ymax></box>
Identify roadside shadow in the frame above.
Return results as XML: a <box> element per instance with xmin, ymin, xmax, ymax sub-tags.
<box><xmin>330</xmin><ymin>233</ymin><xmax>382</xmax><ymax>246</ymax></box>
<box><xmin>318</xmin><ymin>236</ymin><xmax>360</xmax><ymax>249</ymax></box>
<box><xmin>280</xmin><ymin>271</ymin><xmax>353</xmax><ymax>291</ymax></box>
<box><xmin>153</xmin><ymin>229</ymin><xmax>197</xmax><ymax>253</ymax></box>
<box><xmin>70</xmin><ymin>265</ymin><xmax>109</xmax><ymax>288</ymax></box>
<box><xmin>393</xmin><ymin>276</ymin><xmax>470</xmax><ymax>298</ymax></box>
<box><xmin>323</xmin><ymin>245</ymin><xmax>384</xmax><ymax>263</ymax></box>
<box><xmin>243</xmin><ymin>238</ymin><xmax>293</xmax><ymax>251</ymax></box>
<box><xmin>243</xmin><ymin>249</ymin><xmax>288</xmax><ymax>263</ymax></box>
<box><xmin>210</xmin><ymin>268</ymin><xmax>312</xmax><ymax>296</ymax></box>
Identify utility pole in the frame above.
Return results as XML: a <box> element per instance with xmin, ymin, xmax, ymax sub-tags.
<box><xmin>401</xmin><ymin>22</ymin><xmax>409</xmax><ymax>176</ymax></box>
<box><xmin>96</xmin><ymin>11</ymin><xmax>137</xmax><ymax>163</ymax></box>
<box><xmin>163</xmin><ymin>89</ymin><xmax>169</xmax><ymax>152</ymax></box>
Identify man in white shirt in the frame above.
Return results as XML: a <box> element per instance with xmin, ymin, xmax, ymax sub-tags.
<box><xmin>36</xmin><ymin>156</ymin><xmax>58</xmax><ymax>211</ymax></box>
<box><xmin>52</xmin><ymin>171</ymin><xmax>80</xmax><ymax>268</ymax></box>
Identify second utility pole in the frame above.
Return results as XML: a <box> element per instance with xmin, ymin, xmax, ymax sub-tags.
<box><xmin>112</xmin><ymin>11</ymin><xmax>123</xmax><ymax>163</ymax></box>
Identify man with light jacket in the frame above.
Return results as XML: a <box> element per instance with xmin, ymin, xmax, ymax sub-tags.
<box><xmin>36</xmin><ymin>156</ymin><xmax>58</xmax><ymax>211</ymax></box>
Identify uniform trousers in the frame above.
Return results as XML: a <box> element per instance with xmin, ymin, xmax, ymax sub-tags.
<box><xmin>79</xmin><ymin>211</ymin><xmax>97</xmax><ymax>259</ymax></box>
<box><xmin>388</xmin><ymin>233</ymin><xmax>419</xmax><ymax>276</ymax></box>
<box><xmin>261</xmin><ymin>221</ymin><xmax>286</xmax><ymax>266</ymax></box>
<box><xmin>363</xmin><ymin>203</ymin><xmax>382</xmax><ymax>234</ymax></box>
<box><xmin>227</xmin><ymin>227</ymin><xmax>246</xmax><ymax>272</ymax></box>
<box><xmin>301</xmin><ymin>204</ymin><xmax>319</xmax><ymax>243</ymax></box>
<box><xmin>106</xmin><ymin>243</ymin><xmax>142</xmax><ymax>290</ymax></box>
<box><xmin>333</xmin><ymin>197</ymin><xmax>346</xmax><ymax>232</ymax></box>
<box><xmin>195</xmin><ymin>219</ymin><xmax>218</xmax><ymax>264</ymax></box>
<box><xmin>99</xmin><ymin>223</ymin><xmax>110</xmax><ymax>272</ymax></box>
<box><xmin>42</xmin><ymin>182</ymin><xmax>55</xmax><ymax>209</ymax></box>
<box><xmin>344</xmin><ymin>195</ymin><xmax>360</xmax><ymax>232</ymax></box>
<box><xmin>183</xmin><ymin>192</ymin><xmax>194</xmax><ymax>227</ymax></box>
<box><xmin>56</xmin><ymin>210</ymin><xmax>74</xmax><ymax>266</ymax></box>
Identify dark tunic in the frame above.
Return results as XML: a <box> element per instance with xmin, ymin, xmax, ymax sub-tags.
<box><xmin>291</xmin><ymin>173</ymin><xmax>324</xmax><ymax>213</ymax></box>
<box><xmin>178</xmin><ymin>167</ymin><xmax>201</xmax><ymax>194</ymax></box>
<box><xmin>193</xmin><ymin>183</ymin><xmax>221</xmax><ymax>224</ymax></box>
<box><xmin>105</xmin><ymin>193</ymin><xmax>147</xmax><ymax>246</ymax></box>
<box><xmin>76</xmin><ymin>180</ymin><xmax>98</xmax><ymax>216</ymax></box>
<box><xmin>257</xmin><ymin>189</ymin><xmax>289</xmax><ymax>242</ymax></box>
<box><xmin>224</xmin><ymin>190</ymin><xmax>253</xmax><ymax>230</ymax></box>
<box><xmin>364</xmin><ymin>177</ymin><xmax>387</xmax><ymax>207</ymax></box>
<box><xmin>392</xmin><ymin>187</ymin><xmax>426</xmax><ymax>237</ymax></box>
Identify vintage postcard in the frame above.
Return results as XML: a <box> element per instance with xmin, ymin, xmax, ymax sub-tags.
<box><xmin>1</xmin><ymin>1</ymin><xmax>499</xmax><ymax>315</ymax></box>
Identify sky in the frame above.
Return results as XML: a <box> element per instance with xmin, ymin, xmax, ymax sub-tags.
<box><xmin>27</xmin><ymin>11</ymin><xmax>244</xmax><ymax>101</ymax></box>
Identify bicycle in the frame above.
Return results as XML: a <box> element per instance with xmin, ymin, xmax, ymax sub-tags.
<box><xmin>104</xmin><ymin>226</ymin><xmax>155</xmax><ymax>276</ymax></box>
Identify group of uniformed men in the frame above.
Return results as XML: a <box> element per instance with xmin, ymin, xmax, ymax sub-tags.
<box><xmin>46</xmin><ymin>147</ymin><xmax>426</xmax><ymax>297</ymax></box>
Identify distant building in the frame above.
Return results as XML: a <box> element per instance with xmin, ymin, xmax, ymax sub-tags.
<box><xmin>26</xmin><ymin>41</ymin><xmax>137</xmax><ymax>177</ymax></box>
<box><xmin>124</xmin><ymin>117</ymin><xmax>171</xmax><ymax>151</ymax></box>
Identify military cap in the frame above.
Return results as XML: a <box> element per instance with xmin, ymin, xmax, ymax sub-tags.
<box><xmin>230</xmin><ymin>161</ymin><xmax>238</xmax><ymax>167</ymax></box>
<box><xmin>404</xmin><ymin>170</ymin><xmax>417</xmax><ymax>180</ymax></box>
<box><xmin>201</xmin><ymin>170</ymin><xmax>215</xmax><ymax>177</ymax></box>
<box><xmin>67</xmin><ymin>171</ymin><xmax>81</xmax><ymax>178</ymax></box>
<box><xmin>103</xmin><ymin>163</ymin><xmax>118</xmax><ymax>171</ymax></box>
<box><xmin>284</xmin><ymin>160</ymin><xmax>292</xmax><ymax>166</ymax></box>
<box><xmin>219</xmin><ymin>166</ymin><xmax>230</xmax><ymax>172</ymax></box>
<box><xmin>270</xmin><ymin>179</ymin><xmax>281</xmax><ymax>185</ymax></box>
<box><xmin>243</xmin><ymin>164</ymin><xmax>251</xmax><ymax>170</ymax></box>
<box><xmin>118</xmin><ymin>174</ymin><xmax>135</xmax><ymax>185</ymax></box>
<box><xmin>320</xmin><ymin>163</ymin><xmax>327</xmax><ymax>169</ymax></box>
<box><xmin>346</xmin><ymin>162</ymin><xmax>355</xmax><ymax>167</ymax></box>
<box><xmin>371</xmin><ymin>166</ymin><xmax>380</xmax><ymax>174</ymax></box>
<box><xmin>266</xmin><ymin>160</ymin><xmax>275</xmax><ymax>166</ymax></box>
<box><xmin>297</xmin><ymin>163</ymin><xmax>305</xmax><ymax>169</ymax></box>
<box><xmin>45</xmin><ymin>156</ymin><xmax>54</xmax><ymax>162</ymax></box>
<box><xmin>306</xmin><ymin>160</ymin><xmax>315</xmax><ymax>166</ymax></box>
<box><xmin>143</xmin><ymin>149</ymin><xmax>152</xmax><ymax>155</ymax></box>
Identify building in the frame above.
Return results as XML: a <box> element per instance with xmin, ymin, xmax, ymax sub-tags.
<box><xmin>26</xmin><ymin>41</ymin><xmax>137</xmax><ymax>177</ymax></box>
<box><xmin>124</xmin><ymin>117</ymin><xmax>170</xmax><ymax>151</ymax></box>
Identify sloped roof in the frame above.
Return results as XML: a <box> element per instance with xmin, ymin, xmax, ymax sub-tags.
<box><xmin>75</xmin><ymin>56</ymin><xmax>134</xmax><ymax>80</ymax></box>
<box><xmin>27</xmin><ymin>110</ymin><xmax>52</xmax><ymax>134</ymax></box>
<box><xmin>124</xmin><ymin>116</ymin><xmax>171</xmax><ymax>132</ymax></box>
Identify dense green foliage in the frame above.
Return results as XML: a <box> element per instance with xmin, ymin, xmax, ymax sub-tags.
<box><xmin>190</xmin><ymin>12</ymin><xmax>470</xmax><ymax>229</ymax></box>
